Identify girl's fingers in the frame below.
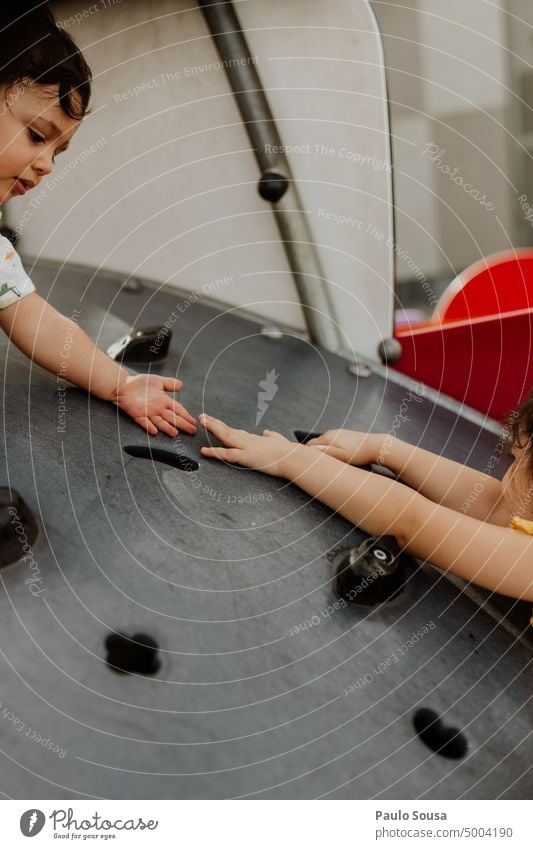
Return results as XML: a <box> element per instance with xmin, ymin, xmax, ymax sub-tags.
<box><xmin>307</xmin><ymin>435</ymin><xmax>329</xmax><ymax>446</ymax></box>
<box><xmin>311</xmin><ymin>445</ymin><xmax>347</xmax><ymax>461</ymax></box>
<box><xmin>134</xmin><ymin>416</ymin><xmax>158</xmax><ymax>436</ymax></box>
<box><xmin>201</xmin><ymin>445</ymin><xmax>239</xmax><ymax>463</ymax></box>
<box><xmin>200</xmin><ymin>414</ymin><xmax>241</xmax><ymax>447</ymax></box>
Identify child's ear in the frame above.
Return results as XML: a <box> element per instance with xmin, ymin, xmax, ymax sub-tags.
<box><xmin>1</xmin><ymin>80</ymin><xmax>25</xmax><ymax>108</ymax></box>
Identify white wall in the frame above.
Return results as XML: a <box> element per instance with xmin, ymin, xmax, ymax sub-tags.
<box><xmin>7</xmin><ymin>0</ymin><xmax>394</xmax><ymax>360</ymax></box>
<box><xmin>374</xmin><ymin>0</ymin><xmax>518</xmax><ymax>289</ymax></box>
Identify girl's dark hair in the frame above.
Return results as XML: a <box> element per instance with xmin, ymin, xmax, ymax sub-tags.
<box><xmin>0</xmin><ymin>4</ymin><xmax>92</xmax><ymax>120</ymax></box>
<box><xmin>509</xmin><ymin>387</ymin><xmax>533</xmax><ymax>453</ymax></box>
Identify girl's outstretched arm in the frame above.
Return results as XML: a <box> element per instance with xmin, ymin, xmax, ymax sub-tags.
<box><xmin>200</xmin><ymin>415</ymin><xmax>532</xmax><ymax>602</ymax></box>
<box><xmin>307</xmin><ymin>430</ymin><xmax>508</xmax><ymax>524</ymax></box>
<box><xmin>0</xmin><ymin>293</ymin><xmax>196</xmax><ymax>437</ymax></box>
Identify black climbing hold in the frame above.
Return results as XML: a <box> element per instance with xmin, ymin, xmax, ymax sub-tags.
<box><xmin>294</xmin><ymin>430</ymin><xmax>323</xmax><ymax>444</ymax></box>
<box><xmin>333</xmin><ymin>537</ymin><xmax>407</xmax><ymax>606</ymax></box>
<box><xmin>258</xmin><ymin>171</ymin><xmax>289</xmax><ymax>202</ymax></box>
<box><xmin>106</xmin><ymin>325</ymin><xmax>172</xmax><ymax>364</ymax></box>
<box><xmin>105</xmin><ymin>632</ymin><xmax>161</xmax><ymax>676</ymax></box>
<box><xmin>0</xmin><ymin>488</ymin><xmax>39</xmax><ymax>569</ymax></box>
<box><xmin>413</xmin><ymin>708</ymin><xmax>468</xmax><ymax>759</ymax></box>
<box><xmin>123</xmin><ymin>445</ymin><xmax>199</xmax><ymax>471</ymax></box>
<box><xmin>0</xmin><ymin>226</ymin><xmax>18</xmax><ymax>246</ymax></box>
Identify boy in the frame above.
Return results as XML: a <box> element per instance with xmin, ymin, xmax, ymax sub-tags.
<box><xmin>0</xmin><ymin>6</ymin><xmax>195</xmax><ymax>438</ymax></box>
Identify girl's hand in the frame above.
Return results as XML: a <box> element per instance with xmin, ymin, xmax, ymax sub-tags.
<box><xmin>306</xmin><ymin>429</ymin><xmax>383</xmax><ymax>465</ymax></box>
<box><xmin>199</xmin><ymin>414</ymin><xmax>299</xmax><ymax>477</ymax></box>
<box><xmin>113</xmin><ymin>374</ymin><xmax>196</xmax><ymax>437</ymax></box>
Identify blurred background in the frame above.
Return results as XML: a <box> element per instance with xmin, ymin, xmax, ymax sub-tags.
<box><xmin>4</xmin><ymin>0</ymin><xmax>532</xmax><ymax>324</ymax></box>
<box><xmin>375</xmin><ymin>0</ymin><xmax>533</xmax><ymax>312</ymax></box>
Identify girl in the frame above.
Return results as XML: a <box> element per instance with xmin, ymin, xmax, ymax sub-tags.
<box><xmin>198</xmin><ymin>399</ymin><xmax>533</xmax><ymax>604</ymax></box>
<box><xmin>0</xmin><ymin>6</ymin><xmax>195</xmax><ymax>438</ymax></box>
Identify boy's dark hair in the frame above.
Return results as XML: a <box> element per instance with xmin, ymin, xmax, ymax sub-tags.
<box><xmin>0</xmin><ymin>4</ymin><xmax>91</xmax><ymax>119</ymax></box>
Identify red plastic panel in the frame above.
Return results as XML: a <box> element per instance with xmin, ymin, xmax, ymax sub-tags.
<box><xmin>394</xmin><ymin>310</ymin><xmax>533</xmax><ymax>421</ymax></box>
<box><xmin>434</xmin><ymin>250</ymin><xmax>533</xmax><ymax>322</ymax></box>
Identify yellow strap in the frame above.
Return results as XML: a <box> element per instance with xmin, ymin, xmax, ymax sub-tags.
<box><xmin>509</xmin><ymin>515</ymin><xmax>533</xmax><ymax>534</ymax></box>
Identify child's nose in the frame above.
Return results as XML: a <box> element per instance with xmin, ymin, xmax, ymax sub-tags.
<box><xmin>33</xmin><ymin>150</ymin><xmax>54</xmax><ymax>176</ymax></box>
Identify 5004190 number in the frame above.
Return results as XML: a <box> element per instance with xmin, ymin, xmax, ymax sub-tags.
<box><xmin>462</xmin><ymin>828</ymin><xmax>513</xmax><ymax>838</ymax></box>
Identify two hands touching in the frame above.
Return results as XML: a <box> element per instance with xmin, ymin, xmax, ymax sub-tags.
<box><xmin>199</xmin><ymin>417</ymin><xmax>383</xmax><ymax>476</ymax></box>
<box><xmin>112</xmin><ymin>363</ymin><xmax>375</xmax><ymax>467</ymax></box>
<box><xmin>118</xmin><ymin>373</ymin><xmax>377</xmax><ymax>480</ymax></box>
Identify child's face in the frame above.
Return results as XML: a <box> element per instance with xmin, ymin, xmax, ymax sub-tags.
<box><xmin>0</xmin><ymin>82</ymin><xmax>81</xmax><ymax>203</ymax></box>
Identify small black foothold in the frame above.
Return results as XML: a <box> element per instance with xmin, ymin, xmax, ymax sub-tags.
<box><xmin>123</xmin><ymin>445</ymin><xmax>199</xmax><ymax>471</ymax></box>
<box><xmin>258</xmin><ymin>171</ymin><xmax>289</xmax><ymax>202</ymax></box>
<box><xmin>105</xmin><ymin>631</ymin><xmax>161</xmax><ymax>676</ymax></box>
<box><xmin>413</xmin><ymin>708</ymin><xmax>468</xmax><ymax>759</ymax></box>
<box><xmin>294</xmin><ymin>430</ymin><xmax>323</xmax><ymax>444</ymax></box>
<box><xmin>334</xmin><ymin>537</ymin><xmax>407</xmax><ymax>606</ymax></box>
<box><xmin>107</xmin><ymin>325</ymin><xmax>172</xmax><ymax>364</ymax></box>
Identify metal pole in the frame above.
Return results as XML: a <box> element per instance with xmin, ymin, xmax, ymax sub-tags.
<box><xmin>198</xmin><ymin>0</ymin><xmax>342</xmax><ymax>352</ymax></box>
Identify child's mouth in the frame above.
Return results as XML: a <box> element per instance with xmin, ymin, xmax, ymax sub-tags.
<box><xmin>14</xmin><ymin>178</ymin><xmax>34</xmax><ymax>195</ymax></box>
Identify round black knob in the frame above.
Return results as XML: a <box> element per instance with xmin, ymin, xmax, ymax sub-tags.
<box><xmin>333</xmin><ymin>537</ymin><xmax>407</xmax><ymax>606</ymax></box>
<box><xmin>377</xmin><ymin>337</ymin><xmax>403</xmax><ymax>364</ymax></box>
<box><xmin>258</xmin><ymin>171</ymin><xmax>289</xmax><ymax>202</ymax></box>
<box><xmin>0</xmin><ymin>488</ymin><xmax>38</xmax><ymax>569</ymax></box>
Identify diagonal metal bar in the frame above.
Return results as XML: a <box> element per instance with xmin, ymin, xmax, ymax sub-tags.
<box><xmin>198</xmin><ymin>0</ymin><xmax>342</xmax><ymax>351</ymax></box>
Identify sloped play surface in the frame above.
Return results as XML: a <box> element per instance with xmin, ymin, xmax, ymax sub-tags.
<box><xmin>0</xmin><ymin>266</ymin><xmax>531</xmax><ymax>799</ymax></box>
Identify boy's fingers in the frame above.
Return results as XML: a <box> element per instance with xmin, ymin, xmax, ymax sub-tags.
<box><xmin>169</xmin><ymin>399</ymin><xmax>196</xmax><ymax>425</ymax></box>
<box><xmin>166</xmin><ymin>409</ymin><xmax>196</xmax><ymax>435</ymax></box>
<box><xmin>175</xmin><ymin>417</ymin><xmax>196</xmax><ymax>434</ymax></box>
<box><xmin>162</xmin><ymin>378</ymin><xmax>183</xmax><ymax>393</ymax></box>
<box><xmin>152</xmin><ymin>415</ymin><xmax>178</xmax><ymax>438</ymax></box>
<box><xmin>160</xmin><ymin>423</ymin><xmax>179</xmax><ymax>437</ymax></box>
<box><xmin>134</xmin><ymin>416</ymin><xmax>158</xmax><ymax>435</ymax></box>
<box><xmin>161</xmin><ymin>409</ymin><xmax>182</xmax><ymax>427</ymax></box>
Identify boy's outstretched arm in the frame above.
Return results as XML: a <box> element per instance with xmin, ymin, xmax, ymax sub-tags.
<box><xmin>0</xmin><ymin>293</ymin><xmax>196</xmax><ymax>437</ymax></box>
<box><xmin>200</xmin><ymin>415</ymin><xmax>533</xmax><ymax>602</ymax></box>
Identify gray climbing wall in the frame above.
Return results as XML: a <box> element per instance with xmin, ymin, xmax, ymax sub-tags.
<box><xmin>0</xmin><ymin>263</ymin><xmax>531</xmax><ymax>799</ymax></box>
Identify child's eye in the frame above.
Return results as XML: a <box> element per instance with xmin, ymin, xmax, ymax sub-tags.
<box><xmin>28</xmin><ymin>128</ymin><xmax>45</xmax><ymax>144</ymax></box>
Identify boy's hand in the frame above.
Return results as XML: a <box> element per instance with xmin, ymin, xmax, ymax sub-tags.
<box><xmin>199</xmin><ymin>414</ymin><xmax>301</xmax><ymax>477</ymax></box>
<box><xmin>306</xmin><ymin>430</ymin><xmax>383</xmax><ymax>465</ymax></box>
<box><xmin>113</xmin><ymin>374</ymin><xmax>196</xmax><ymax>437</ymax></box>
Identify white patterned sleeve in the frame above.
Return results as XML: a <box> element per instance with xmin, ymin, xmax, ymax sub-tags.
<box><xmin>0</xmin><ymin>236</ymin><xmax>36</xmax><ymax>309</ymax></box>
